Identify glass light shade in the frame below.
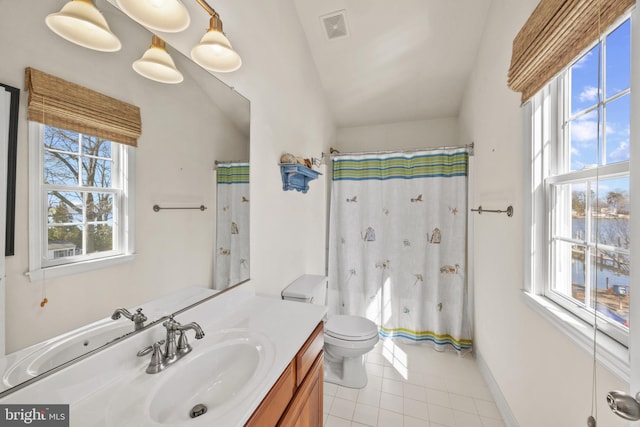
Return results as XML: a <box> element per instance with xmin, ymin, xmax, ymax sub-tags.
<box><xmin>191</xmin><ymin>29</ymin><xmax>242</xmax><ymax>73</ymax></box>
<box><xmin>133</xmin><ymin>37</ymin><xmax>183</xmax><ymax>84</ymax></box>
<box><xmin>116</xmin><ymin>0</ymin><xmax>190</xmax><ymax>33</ymax></box>
<box><xmin>45</xmin><ymin>0</ymin><xmax>121</xmax><ymax>52</ymax></box>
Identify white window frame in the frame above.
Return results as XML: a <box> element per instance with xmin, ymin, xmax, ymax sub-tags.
<box><xmin>28</xmin><ymin>122</ymin><xmax>136</xmax><ymax>281</ymax></box>
<box><xmin>523</xmin><ymin>14</ymin><xmax>633</xmax><ymax>382</ymax></box>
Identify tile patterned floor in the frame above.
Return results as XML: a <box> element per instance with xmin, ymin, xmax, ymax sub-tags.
<box><xmin>323</xmin><ymin>339</ymin><xmax>506</xmax><ymax>427</ymax></box>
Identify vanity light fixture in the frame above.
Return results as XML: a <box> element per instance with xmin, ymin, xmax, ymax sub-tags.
<box><xmin>45</xmin><ymin>0</ymin><xmax>122</xmax><ymax>52</ymax></box>
<box><xmin>190</xmin><ymin>9</ymin><xmax>242</xmax><ymax>73</ymax></box>
<box><xmin>116</xmin><ymin>0</ymin><xmax>190</xmax><ymax>33</ymax></box>
<box><xmin>119</xmin><ymin>0</ymin><xmax>242</xmax><ymax>73</ymax></box>
<box><xmin>133</xmin><ymin>35</ymin><xmax>184</xmax><ymax>84</ymax></box>
<box><xmin>46</xmin><ymin>0</ymin><xmax>242</xmax><ymax>78</ymax></box>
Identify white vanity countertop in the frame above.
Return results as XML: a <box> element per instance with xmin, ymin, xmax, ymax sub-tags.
<box><xmin>0</xmin><ymin>283</ymin><xmax>327</xmax><ymax>427</ymax></box>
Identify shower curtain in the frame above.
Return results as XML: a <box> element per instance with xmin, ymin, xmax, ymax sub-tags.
<box><xmin>215</xmin><ymin>163</ymin><xmax>249</xmax><ymax>289</ymax></box>
<box><xmin>328</xmin><ymin>148</ymin><xmax>472</xmax><ymax>352</ymax></box>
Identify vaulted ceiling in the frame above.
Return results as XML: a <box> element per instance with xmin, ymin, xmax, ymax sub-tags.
<box><xmin>292</xmin><ymin>0</ymin><xmax>492</xmax><ymax>128</ymax></box>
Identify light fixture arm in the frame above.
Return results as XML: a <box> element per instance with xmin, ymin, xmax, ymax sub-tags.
<box><xmin>192</xmin><ymin>0</ymin><xmax>224</xmax><ymax>33</ymax></box>
<box><xmin>193</xmin><ymin>0</ymin><xmax>218</xmax><ymax>18</ymax></box>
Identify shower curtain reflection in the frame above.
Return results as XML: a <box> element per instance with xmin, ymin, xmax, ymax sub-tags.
<box><xmin>215</xmin><ymin>162</ymin><xmax>249</xmax><ymax>289</ymax></box>
<box><xmin>328</xmin><ymin>148</ymin><xmax>472</xmax><ymax>353</ymax></box>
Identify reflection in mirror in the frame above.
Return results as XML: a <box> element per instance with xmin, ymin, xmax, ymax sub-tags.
<box><xmin>0</xmin><ymin>287</ymin><xmax>214</xmax><ymax>392</ymax></box>
<box><xmin>214</xmin><ymin>162</ymin><xmax>250</xmax><ymax>289</ymax></box>
<box><xmin>0</xmin><ymin>0</ymin><xmax>249</xmax><ymax>395</ymax></box>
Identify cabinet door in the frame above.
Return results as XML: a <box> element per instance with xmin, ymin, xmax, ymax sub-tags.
<box><xmin>245</xmin><ymin>363</ymin><xmax>295</xmax><ymax>427</ymax></box>
<box><xmin>279</xmin><ymin>353</ymin><xmax>323</xmax><ymax>427</ymax></box>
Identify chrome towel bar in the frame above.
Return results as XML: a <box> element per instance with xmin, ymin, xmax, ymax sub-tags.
<box><xmin>470</xmin><ymin>205</ymin><xmax>513</xmax><ymax>217</ymax></box>
<box><xmin>153</xmin><ymin>205</ymin><xmax>207</xmax><ymax>212</ymax></box>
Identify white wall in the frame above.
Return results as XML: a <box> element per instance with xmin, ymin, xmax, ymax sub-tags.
<box><xmin>208</xmin><ymin>0</ymin><xmax>335</xmax><ymax>296</ymax></box>
<box><xmin>458</xmin><ymin>1</ymin><xmax>628</xmax><ymax>425</ymax></box>
<box><xmin>336</xmin><ymin>117</ymin><xmax>458</xmax><ymax>153</ymax></box>
<box><xmin>1</xmin><ymin>0</ymin><xmax>313</xmax><ymax>352</ymax></box>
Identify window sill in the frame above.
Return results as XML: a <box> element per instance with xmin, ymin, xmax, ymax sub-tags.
<box><xmin>27</xmin><ymin>254</ymin><xmax>135</xmax><ymax>282</ymax></box>
<box><xmin>522</xmin><ymin>291</ymin><xmax>630</xmax><ymax>383</ymax></box>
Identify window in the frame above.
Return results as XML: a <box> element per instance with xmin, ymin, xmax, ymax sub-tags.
<box><xmin>528</xmin><ymin>17</ymin><xmax>631</xmax><ymax>348</ymax></box>
<box><xmin>28</xmin><ymin>123</ymin><xmax>135</xmax><ymax>280</ymax></box>
<box><xmin>24</xmin><ymin>68</ymin><xmax>139</xmax><ymax>281</ymax></box>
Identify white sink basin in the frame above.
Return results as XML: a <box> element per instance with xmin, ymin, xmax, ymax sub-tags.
<box><xmin>106</xmin><ymin>329</ymin><xmax>275</xmax><ymax>427</ymax></box>
<box><xmin>3</xmin><ymin>321</ymin><xmax>134</xmax><ymax>387</ymax></box>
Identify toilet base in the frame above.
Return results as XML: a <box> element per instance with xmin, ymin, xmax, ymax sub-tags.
<box><xmin>323</xmin><ymin>351</ymin><xmax>368</xmax><ymax>389</ymax></box>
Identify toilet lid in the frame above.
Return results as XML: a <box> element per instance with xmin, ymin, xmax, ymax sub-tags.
<box><xmin>325</xmin><ymin>315</ymin><xmax>379</xmax><ymax>341</ymax></box>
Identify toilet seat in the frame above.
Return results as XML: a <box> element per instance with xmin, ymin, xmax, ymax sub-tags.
<box><xmin>325</xmin><ymin>315</ymin><xmax>379</xmax><ymax>341</ymax></box>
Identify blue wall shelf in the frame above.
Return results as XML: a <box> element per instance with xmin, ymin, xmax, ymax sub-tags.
<box><xmin>279</xmin><ymin>163</ymin><xmax>321</xmax><ymax>193</ymax></box>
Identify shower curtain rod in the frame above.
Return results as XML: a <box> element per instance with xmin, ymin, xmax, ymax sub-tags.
<box><xmin>322</xmin><ymin>142</ymin><xmax>474</xmax><ymax>159</ymax></box>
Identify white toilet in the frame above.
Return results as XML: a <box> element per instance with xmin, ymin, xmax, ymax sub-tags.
<box><xmin>282</xmin><ymin>275</ymin><xmax>379</xmax><ymax>389</ymax></box>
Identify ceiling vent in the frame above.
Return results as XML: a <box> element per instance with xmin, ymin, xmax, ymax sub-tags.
<box><xmin>320</xmin><ymin>10</ymin><xmax>349</xmax><ymax>41</ymax></box>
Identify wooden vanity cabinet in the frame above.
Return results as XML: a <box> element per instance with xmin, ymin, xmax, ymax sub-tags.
<box><xmin>246</xmin><ymin>322</ymin><xmax>324</xmax><ymax>427</ymax></box>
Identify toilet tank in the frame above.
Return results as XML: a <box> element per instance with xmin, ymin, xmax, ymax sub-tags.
<box><xmin>281</xmin><ymin>274</ymin><xmax>327</xmax><ymax>306</ymax></box>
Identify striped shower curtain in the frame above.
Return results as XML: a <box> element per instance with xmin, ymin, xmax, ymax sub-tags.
<box><xmin>215</xmin><ymin>163</ymin><xmax>250</xmax><ymax>289</ymax></box>
<box><xmin>328</xmin><ymin>148</ymin><xmax>472</xmax><ymax>352</ymax></box>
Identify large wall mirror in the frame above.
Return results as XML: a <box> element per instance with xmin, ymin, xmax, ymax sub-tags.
<box><xmin>0</xmin><ymin>0</ymin><xmax>249</xmax><ymax>395</ymax></box>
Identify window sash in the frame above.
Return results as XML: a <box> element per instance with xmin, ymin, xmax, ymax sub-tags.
<box><xmin>29</xmin><ymin>122</ymin><xmax>133</xmax><ymax>277</ymax></box>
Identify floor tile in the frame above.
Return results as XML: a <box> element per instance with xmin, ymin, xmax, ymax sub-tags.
<box><xmin>403</xmin><ymin>398</ymin><xmax>429</xmax><ymax>420</ymax></box>
<box><xmin>352</xmin><ymin>403</ymin><xmax>378</xmax><ymax>426</ymax></box>
<box><xmin>378</xmin><ymin>408</ymin><xmax>404</xmax><ymax>426</ymax></box>
<box><xmin>404</xmin><ymin>415</ymin><xmax>431</xmax><ymax>427</ymax></box>
<box><xmin>481</xmin><ymin>416</ymin><xmax>507</xmax><ymax>427</ymax></box>
<box><xmin>380</xmin><ymin>392</ymin><xmax>404</xmax><ymax>414</ymax></box>
<box><xmin>381</xmin><ymin>378</ymin><xmax>404</xmax><ymax>396</ymax></box>
<box><xmin>453</xmin><ymin>410</ymin><xmax>483</xmax><ymax>427</ymax></box>
<box><xmin>324</xmin><ymin>394</ymin><xmax>335</xmax><ymax>415</ymax></box>
<box><xmin>404</xmin><ymin>383</ymin><xmax>427</xmax><ymax>402</ymax></box>
<box><xmin>428</xmin><ymin>403</ymin><xmax>455</xmax><ymax>426</ymax></box>
<box><xmin>320</xmin><ymin>339</ymin><xmax>505</xmax><ymax>427</ymax></box>
<box><xmin>450</xmin><ymin>393</ymin><xmax>477</xmax><ymax>414</ymax></box>
<box><xmin>426</xmin><ymin>388</ymin><xmax>451</xmax><ymax>408</ymax></box>
<box><xmin>475</xmin><ymin>399</ymin><xmax>502</xmax><ymax>419</ymax></box>
<box><xmin>366</xmin><ymin>363</ymin><xmax>385</xmax><ymax>378</ymax></box>
<box><xmin>336</xmin><ymin>386</ymin><xmax>360</xmax><ymax>402</ymax></box>
<box><xmin>357</xmin><ymin>387</ymin><xmax>381</xmax><ymax>407</ymax></box>
<box><xmin>324</xmin><ymin>415</ymin><xmax>351</xmax><ymax>427</ymax></box>
<box><xmin>325</xmin><ymin>382</ymin><xmax>339</xmax><ymax>396</ymax></box>
<box><xmin>365</xmin><ymin>374</ymin><xmax>383</xmax><ymax>391</ymax></box>
<box><xmin>330</xmin><ymin>397</ymin><xmax>356</xmax><ymax>420</ymax></box>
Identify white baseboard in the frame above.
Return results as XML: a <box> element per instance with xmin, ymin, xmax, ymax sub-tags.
<box><xmin>475</xmin><ymin>350</ymin><xmax>519</xmax><ymax>427</ymax></box>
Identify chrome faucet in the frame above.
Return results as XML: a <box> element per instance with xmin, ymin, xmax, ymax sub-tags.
<box><xmin>138</xmin><ymin>315</ymin><xmax>205</xmax><ymax>374</ymax></box>
<box><xmin>111</xmin><ymin>307</ymin><xmax>147</xmax><ymax>331</ymax></box>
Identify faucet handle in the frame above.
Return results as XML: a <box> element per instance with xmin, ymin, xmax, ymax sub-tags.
<box><xmin>133</xmin><ymin>308</ymin><xmax>147</xmax><ymax>321</ymax></box>
<box><xmin>137</xmin><ymin>339</ymin><xmax>165</xmax><ymax>357</ymax></box>
<box><xmin>146</xmin><ymin>341</ymin><xmax>166</xmax><ymax>374</ymax></box>
<box><xmin>112</xmin><ymin>307</ymin><xmax>147</xmax><ymax>331</ymax></box>
<box><xmin>132</xmin><ymin>308</ymin><xmax>147</xmax><ymax>330</ymax></box>
<box><xmin>162</xmin><ymin>315</ymin><xmax>180</xmax><ymax>331</ymax></box>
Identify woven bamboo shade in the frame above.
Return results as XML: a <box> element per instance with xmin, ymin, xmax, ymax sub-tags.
<box><xmin>25</xmin><ymin>67</ymin><xmax>141</xmax><ymax>147</ymax></box>
<box><xmin>508</xmin><ymin>0</ymin><xmax>635</xmax><ymax>103</ymax></box>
